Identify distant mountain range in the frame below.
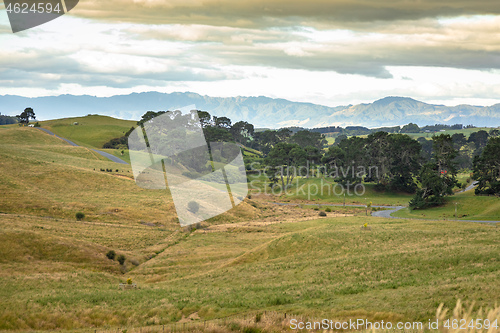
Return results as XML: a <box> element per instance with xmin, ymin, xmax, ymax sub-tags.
<box><xmin>1</xmin><ymin>92</ymin><xmax>499</xmax><ymax>128</ymax></box>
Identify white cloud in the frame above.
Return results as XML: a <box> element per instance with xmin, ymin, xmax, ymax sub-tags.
<box><xmin>1</xmin><ymin>7</ymin><xmax>500</xmax><ymax>109</ymax></box>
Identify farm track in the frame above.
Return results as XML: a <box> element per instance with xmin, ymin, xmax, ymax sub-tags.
<box><xmin>36</xmin><ymin>127</ymin><xmax>128</xmax><ymax>164</ymax></box>
<box><xmin>272</xmin><ymin>200</ymin><xmax>500</xmax><ymax>223</ymax></box>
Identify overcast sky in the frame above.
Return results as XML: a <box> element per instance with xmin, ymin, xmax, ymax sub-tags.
<box><xmin>1</xmin><ymin>0</ymin><xmax>500</xmax><ymax>107</ymax></box>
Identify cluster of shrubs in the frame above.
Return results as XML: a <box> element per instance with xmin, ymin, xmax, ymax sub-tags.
<box><xmin>106</xmin><ymin>250</ymin><xmax>126</xmax><ymax>265</ymax></box>
<box><xmin>99</xmin><ymin>168</ymin><xmax>120</xmax><ymax>172</ymax></box>
<box><xmin>102</xmin><ymin>126</ymin><xmax>135</xmax><ymax>149</ymax></box>
<box><xmin>313</xmin><ymin>206</ymin><xmax>332</xmax><ymax>216</ymax></box>
<box><xmin>184</xmin><ymin>222</ymin><xmax>203</xmax><ymax>233</ymax></box>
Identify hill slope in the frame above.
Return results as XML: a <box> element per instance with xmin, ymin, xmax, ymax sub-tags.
<box><xmin>41</xmin><ymin>115</ymin><xmax>136</xmax><ymax>148</ymax></box>
<box><xmin>0</xmin><ymin>125</ymin><xmax>499</xmax><ymax>331</ymax></box>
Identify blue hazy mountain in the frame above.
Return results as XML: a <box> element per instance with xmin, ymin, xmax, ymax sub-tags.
<box><xmin>1</xmin><ymin>92</ymin><xmax>499</xmax><ymax>128</ymax></box>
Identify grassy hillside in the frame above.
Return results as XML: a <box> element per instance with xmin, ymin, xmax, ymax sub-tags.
<box><xmin>40</xmin><ymin>115</ymin><xmax>136</xmax><ymax>148</ymax></box>
<box><xmin>0</xmin><ymin>126</ymin><xmax>265</xmax><ymax>224</ymax></box>
<box><xmin>0</xmin><ymin>126</ymin><xmax>499</xmax><ymax>332</ymax></box>
<box><xmin>1</xmin><ymin>212</ymin><xmax>498</xmax><ymax>330</ymax></box>
<box><xmin>132</xmin><ymin>216</ymin><xmax>499</xmax><ymax>320</ymax></box>
<box><xmin>393</xmin><ymin>189</ymin><xmax>500</xmax><ymax>221</ymax></box>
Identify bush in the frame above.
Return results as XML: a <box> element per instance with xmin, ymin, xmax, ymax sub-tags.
<box><xmin>127</xmin><ymin>278</ymin><xmax>133</xmax><ymax>285</ymax></box>
<box><xmin>255</xmin><ymin>312</ymin><xmax>262</xmax><ymax>323</ymax></box>
<box><xmin>319</xmin><ymin>211</ymin><xmax>327</xmax><ymax>216</ymax></box>
<box><xmin>409</xmin><ymin>191</ymin><xmax>427</xmax><ymax>210</ymax></box>
<box><xmin>106</xmin><ymin>250</ymin><xmax>116</xmax><ymax>260</ymax></box>
<box><xmin>75</xmin><ymin>212</ymin><xmax>85</xmax><ymax>221</ymax></box>
<box><xmin>117</xmin><ymin>254</ymin><xmax>126</xmax><ymax>265</ymax></box>
<box><xmin>188</xmin><ymin>201</ymin><xmax>200</xmax><ymax>213</ymax></box>
<box><xmin>228</xmin><ymin>322</ymin><xmax>241</xmax><ymax>331</ymax></box>
<box><xmin>184</xmin><ymin>222</ymin><xmax>202</xmax><ymax>233</ymax></box>
<box><xmin>325</xmin><ymin>207</ymin><xmax>332</xmax><ymax>212</ymax></box>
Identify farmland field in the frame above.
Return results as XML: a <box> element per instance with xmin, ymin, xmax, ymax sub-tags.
<box><xmin>0</xmin><ymin>124</ymin><xmax>499</xmax><ymax>332</ymax></box>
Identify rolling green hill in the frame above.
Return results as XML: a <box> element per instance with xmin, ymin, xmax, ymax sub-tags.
<box><xmin>41</xmin><ymin>115</ymin><xmax>136</xmax><ymax>148</ymax></box>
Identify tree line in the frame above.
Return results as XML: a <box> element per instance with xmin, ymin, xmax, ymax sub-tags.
<box><xmin>105</xmin><ymin>109</ymin><xmax>500</xmax><ymax>207</ymax></box>
<box><xmin>298</xmin><ymin>123</ymin><xmax>466</xmax><ymax>136</ymax></box>
<box><xmin>0</xmin><ymin>112</ymin><xmax>19</xmax><ymax>125</ymax></box>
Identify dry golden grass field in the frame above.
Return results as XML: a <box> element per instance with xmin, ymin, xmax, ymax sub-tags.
<box><xmin>0</xmin><ymin>125</ymin><xmax>498</xmax><ymax>332</ymax></box>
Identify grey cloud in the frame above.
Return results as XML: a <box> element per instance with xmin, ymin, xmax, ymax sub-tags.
<box><xmin>2</xmin><ymin>4</ymin><xmax>500</xmax><ymax>87</ymax></box>
<box><xmin>186</xmin><ymin>36</ymin><xmax>500</xmax><ymax>78</ymax></box>
<box><xmin>124</xmin><ymin>25</ymin><xmax>305</xmax><ymax>45</ymax></box>
<box><xmin>0</xmin><ymin>47</ymin><xmax>239</xmax><ymax>91</ymax></box>
<box><xmin>70</xmin><ymin>0</ymin><xmax>500</xmax><ymax>28</ymax></box>
<box><xmin>109</xmin><ymin>14</ymin><xmax>500</xmax><ymax>78</ymax></box>
<box><xmin>0</xmin><ymin>67</ymin><xmax>233</xmax><ymax>89</ymax></box>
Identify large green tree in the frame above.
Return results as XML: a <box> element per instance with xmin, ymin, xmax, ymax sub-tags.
<box><xmin>333</xmin><ymin>136</ymin><xmax>367</xmax><ymax>186</ymax></box>
<box><xmin>409</xmin><ymin>134</ymin><xmax>458</xmax><ymax>209</ymax></box>
<box><xmin>266</xmin><ymin>142</ymin><xmax>306</xmax><ymax>188</ymax></box>
<box><xmin>334</xmin><ymin>134</ymin><xmax>348</xmax><ymax>146</ymax></box>
<box><xmin>203</xmin><ymin>126</ymin><xmax>233</xmax><ymax>144</ymax></box>
<box><xmin>289</xmin><ymin>130</ymin><xmax>327</xmax><ymax>150</ymax></box>
<box><xmin>364</xmin><ymin>131</ymin><xmax>391</xmax><ymax>184</ymax></box>
<box><xmin>16</xmin><ymin>107</ymin><xmax>36</xmax><ymax>125</ymax></box>
<box><xmin>416</xmin><ymin>137</ymin><xmax>433</xmax><ymax>162</ymax></box>
<box><xmin>137</xmin><ymin>110</ymin><xmax>167</xmax><ymax>126</ymax></box>
<box><xmin>468</xmin><ymin>130</ymin><xmax>489</xmax><ymax>151</ymax></box>
<box><xmin>472</xmin><ymin>137</ymin><xmax>500</xmax><ymax>195</ymax></box>
<box><xmin>401</xmin><ymin>123</ymin><xmax>420</xmax><ymax>133</ymax></box>
<box><xmin>432</xmin><ymin>134</ymin><xmax>458</xmax><ymax>177</ymax></box>
<box><xmin>387</xmin><ymin>134</ymin><xmax>422</xmax><ymax>193</ymax></box>
<box><xmin>196</xmin><ymin>111</ymin><xmax>212</xmax><ymax>128</ymax></box>
<box><xmin>214</xmin><ymin>116</ymin><xmax>232</xmax><ymax>129</ymax></box>
<box><xmin>230</xmin><ymin>121</ymin><xmax>254</xmax><ymax>145</ymax></box>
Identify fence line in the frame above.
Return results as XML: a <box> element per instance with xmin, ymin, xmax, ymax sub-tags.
<box><xmin>87</xmin><ymin>310</ymin><xmax>321</xmax><ymax>333</ymax></box>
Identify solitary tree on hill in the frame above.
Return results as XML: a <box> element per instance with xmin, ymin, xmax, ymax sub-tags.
<box><xmin>16</xmin><ymin>107</ymin><xmax>36</xmax><ymax>126</ymax></box>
